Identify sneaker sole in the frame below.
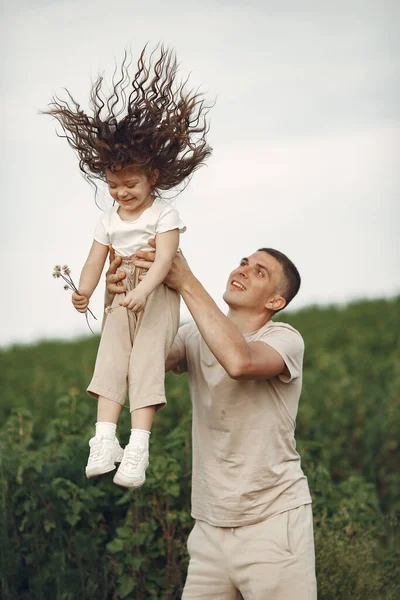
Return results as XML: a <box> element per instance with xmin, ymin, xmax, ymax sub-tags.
<box><xmin>113</xmin><ymin>473</ymin><xmax>146</xmax><ymax>488</ymax></box>
<box><xmin>86</xmin><ymin>450</ymin><xmax>124</xmax><ymax>479</ymax></box>
<box><xmin>86</xmin><ymin>463</ymin><xmax>118</xmax><ymax>479</ymax></box>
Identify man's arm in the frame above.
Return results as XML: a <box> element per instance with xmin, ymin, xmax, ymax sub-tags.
<box><xmin>105</xmin><ymin>248</ymin><xmax>125</xmax><ymax>293</ymax></box>
<box><xmin>178</xmin><ymin>276</ymin><xmax>286</xmax><ymax>380</ymax></box>
<box><xmin>133</xmin><ymin>245</ymin><xmax>287</xmax><ymax>381</ymax></box>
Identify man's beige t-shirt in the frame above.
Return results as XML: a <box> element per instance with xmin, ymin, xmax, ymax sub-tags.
<box><xmin>174</xmin><ymin>319</ymin><xmax>312</xmax><ymax>528</ymax></box>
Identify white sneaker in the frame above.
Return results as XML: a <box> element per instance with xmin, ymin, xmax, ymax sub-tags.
<box><xmin>113</xmin><ymin>445</ymin><xmax>149</xmax><ymax>488</ymax></box>
<box><xmin>85</xmin><ymin>436</ymin><xmax>124</xmax><ymax>479</ymax></box>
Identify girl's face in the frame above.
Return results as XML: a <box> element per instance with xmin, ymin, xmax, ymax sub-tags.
<box><xmin>105</xmin><ymin>165</ymin><xmax>158</xmax><ymax>216</ymax></box>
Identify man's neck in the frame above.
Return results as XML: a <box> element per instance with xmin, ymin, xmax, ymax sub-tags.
<box><xmin>227</xmin><ymin>306</ymin><xmax>273</xmax><ymax>334</ymax></box>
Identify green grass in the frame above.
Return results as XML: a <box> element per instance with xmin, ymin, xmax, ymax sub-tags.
<box><xmin>0</xmin><ymin>297</ymin><xmax>399</xmax><ymax>599</ymax></box>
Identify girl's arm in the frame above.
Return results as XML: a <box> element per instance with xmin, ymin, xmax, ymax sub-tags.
<box><xmin>138</xmin><ymin>228</ymin><xmax>180</xmax><ymax>296</ymax></box>
<box><xmin>72</xmin><ymin>240</ymin><xmax>109</xmax><ymax>312</ymax></box>
<box><xmin>120</xmin><ymin>229</ymin><xmax>179</xmax><ymax>311</ymax></box>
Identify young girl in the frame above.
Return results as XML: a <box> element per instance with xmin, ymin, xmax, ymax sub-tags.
<box><xmin>44</xmin><ymin>46</ymin><xmax>211</xmax><ymax>488</ymax></box>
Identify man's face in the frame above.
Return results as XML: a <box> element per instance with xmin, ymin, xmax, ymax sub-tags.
<box><xmin>223</xmin><ymin>251</ymin><xmax>285</xmax><ymax>313</ymax></box>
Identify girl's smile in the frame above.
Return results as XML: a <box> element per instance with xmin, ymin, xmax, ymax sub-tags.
<box><xmin>106</xmin><ymin>166</ymin><xmax>158</xmax><ymax>219</ymax></box>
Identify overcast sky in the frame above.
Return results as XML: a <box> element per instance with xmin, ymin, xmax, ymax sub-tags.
<box><xmin>1</xmin><ymin>0</ymin><xmax>399</xmax><ymax>346</ymax></box>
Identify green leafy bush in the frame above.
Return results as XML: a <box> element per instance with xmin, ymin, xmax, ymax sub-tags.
<box><xmin>0</xmin><ymin>298</ymin><xmax>399</xmax><ymax>598</ymax></box>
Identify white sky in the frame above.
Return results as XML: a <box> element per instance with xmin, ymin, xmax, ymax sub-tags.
<box><xmin>1</xmin><ymin>0</ymin><xmax>399</xmax><ymax>346</ymax></box>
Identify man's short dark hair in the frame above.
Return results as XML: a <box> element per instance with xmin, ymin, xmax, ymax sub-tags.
<box><xmin>258</xmin><ymin>248</ymin><xmax>301</xmax><ymax>312</ymax></box>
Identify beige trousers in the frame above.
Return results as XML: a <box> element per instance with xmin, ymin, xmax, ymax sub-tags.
<box><xmin>87</xmin><ymin>256</ymin><xmax>180</xmax><ymax>412</ymax></box>
<box><xmin>183</xmin><ymin>504</ymin><xmax>317</xmax><ymax>600</ymax></box>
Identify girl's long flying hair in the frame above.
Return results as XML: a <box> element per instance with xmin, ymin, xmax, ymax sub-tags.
<box><xmin>43</xmin><ymin>45</ymin><xmax>212</xmax><ymax>195</ymax></box>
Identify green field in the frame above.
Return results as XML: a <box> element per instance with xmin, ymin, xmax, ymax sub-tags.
<box><xmin>1</xmin><ymin>298</ymin><xmax>399</xmax><ymax>599</ymax></box>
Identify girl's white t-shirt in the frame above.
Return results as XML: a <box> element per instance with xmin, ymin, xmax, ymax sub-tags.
<box><xmin>94</xmin><ymin>197</ymin><xmax>186</xmax><ymax>257</ymax></box>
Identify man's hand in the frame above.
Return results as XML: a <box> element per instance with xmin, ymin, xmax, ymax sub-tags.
<box><xmin>134</xmin><ymin>238</ymin><xmax>193</xmax><ymax>292</ymax></box>
<box><xmin>119</xmin><ymin>288</ymin><xmax>148</xmax><ymax>312</ymax></box>
<box><xmin>72</xmin><ymin>291</ymin><xmax>89</xmax><ymax>313</ymax></box>
<box><xmin>106</xmin><ymin>246</ymin><xmax>126</xmax><ymax>294</ymax></box>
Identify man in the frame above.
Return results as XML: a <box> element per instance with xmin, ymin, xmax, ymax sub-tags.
<box><xmin>106</xmin><ymin>242</ymin><xmax>317</xmax><ymax>599</ymax></box>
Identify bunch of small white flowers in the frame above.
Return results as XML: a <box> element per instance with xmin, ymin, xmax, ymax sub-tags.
<box><xmin>52</xmin><ymin>264</ymin><xmax>97</xmax><ymax>333</ymax></box>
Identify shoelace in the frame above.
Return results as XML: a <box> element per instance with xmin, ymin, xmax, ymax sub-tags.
<box><xmin>124</xmin><ymin>446</ymin><xmax>145</xmax><ymax>471</ymax></box>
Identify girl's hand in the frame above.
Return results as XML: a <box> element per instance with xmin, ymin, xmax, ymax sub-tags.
<box><xmin>72</xmin><ymin>291</ymin><xmax>89</xmax><ymax>313</ymax></box>
<box><xmin>120</xmin><ymin>289</ymin><xmax>147</xmax><ymax>312</ymax></box>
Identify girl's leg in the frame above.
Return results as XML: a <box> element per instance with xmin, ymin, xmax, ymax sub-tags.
<box><xmin>128</xmin><ymin>405</ymin><xmax>156</xmax><ymax>450</ymax></box>
<box><xmin>113</xmin><ymin>405</ymin><xmax>156</xmax><ymax>488</ymax></box>
<box><xmin>85</xmin><ymin>396</ymin><xmax>124</xmax><ymax>479</ymax></box>
<box><xmin>97</xmin><ymin>395</ymin><xmax>123</xmax><ymax>423</ymax></box>
<box><xmin>94</xmin><ymin>395</ymin><xmax>123</xmax><ymax>441</ymax></box>
<box><xmin>130</xmin><ymin>405</ymin><xmax>156</xmax><ymax>431</ymax></box>
<box><xmin>114</xmin><ymin>277</ymin><xmax>179</xmax><ymax>489</ymax></box>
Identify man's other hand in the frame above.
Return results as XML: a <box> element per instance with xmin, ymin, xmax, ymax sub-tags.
<box><xmin>105</xmin><ymin>246</ymin><xmax>125</xmax><ymax>294</ymax></box>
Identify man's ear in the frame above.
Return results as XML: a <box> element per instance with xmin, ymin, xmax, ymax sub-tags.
<box><xmin>267</xmin><ymin>295</ymin><xmax>286</xmax><ymax>312</ymax></box>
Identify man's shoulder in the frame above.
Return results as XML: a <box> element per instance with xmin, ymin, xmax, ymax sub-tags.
<box><xmin>254</xmin><ymin>319</ymin><xmax>305</xmax><ymax>350</ymax></box>
<box><xmin>255</xmin><ymin>320</ymin><xmax>305</xmax><ymax>382</ymax></box>
<box><xmin>270</xmin><ymin>319</ymin><xmax>303</xmax><ymax>337</ymax></box>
